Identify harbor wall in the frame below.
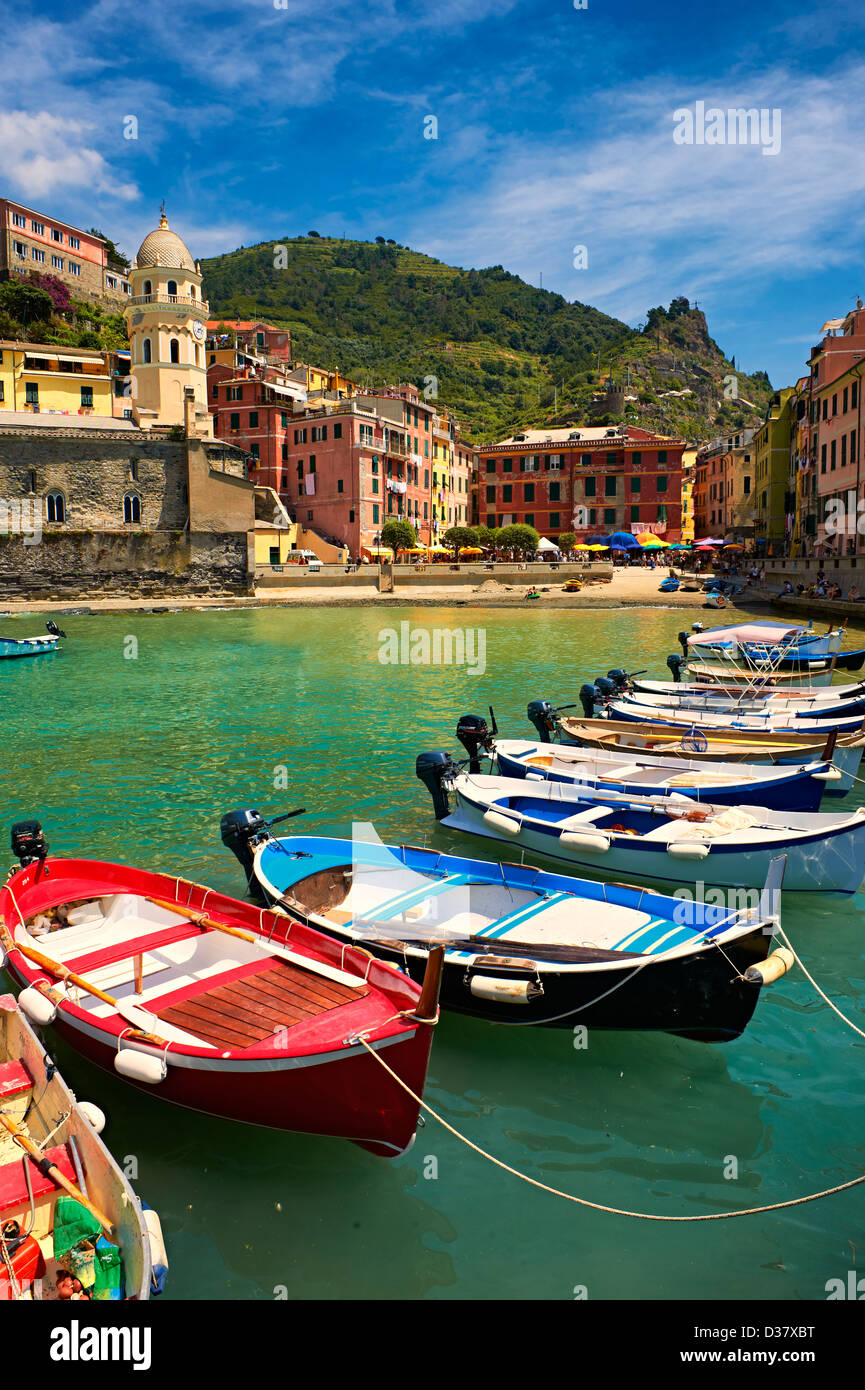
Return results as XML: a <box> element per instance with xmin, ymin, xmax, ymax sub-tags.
<box><xmin>0</xmin><ymin>530</ymin><xmax>254</xmax><ymax>599</ymax></box>
<box><xmin>254</xmin><ymin>562</ymin><xmax>614</xmax><ymax>589</ymax></box>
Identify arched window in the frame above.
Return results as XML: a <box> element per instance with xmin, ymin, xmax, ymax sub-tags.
<box><xmin>169</xmin><ymin>339</ymin><xmax>180</xmax><ymax>364</ymax></box>
<box><xmin>46</xmin><ymin>492</ymin><xmax>65</xmax><ymax>523</ymax></box>
<box><xmin>142</xmin><ymin>338</ymin><xmax>152</xmax><ymax>364</ymax></box>
<box><xmin>195</xmin><ymin>345</ymin><xmax>201</xmax><ymax>367</ymax></box>
<box><xmin>123</xmin><ymin>493</ymin><xmax>141</xmax><ymax>524</ymax></box>
<box><xmin>167</xmin><ymin>280</ymin><xmax>177</xmax><ymax>297</ymax></box>
<box><xmin>190</xmin><ymin>285</ymin><xmax>196</xmax><ymax>300</ymax></box>
<box><xmin>143</xmin><ymin>279</ymin><xmax>152</xmax><ymax>297</ymax></box>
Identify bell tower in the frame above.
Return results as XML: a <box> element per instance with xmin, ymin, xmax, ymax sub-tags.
<box><xmin>125</xmin><ymin>212</ymin><xmax>212</xmax><ymax>435</ymax></box>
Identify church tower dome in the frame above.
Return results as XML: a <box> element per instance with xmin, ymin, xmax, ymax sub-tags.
<box><xmin>124</xmin><ymin>210</ymin><xmax>212</xmax><ymax>435</ymax></box>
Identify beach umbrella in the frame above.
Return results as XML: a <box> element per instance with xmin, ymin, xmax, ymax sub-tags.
<box><xmin>603</xmin><ymin>531</ymin><xmax>640</xmax><ymax>550</ymax></box>
<box><xmin>458</xmin><ymin>546</ymin><xmax>484</xmax><ymax>555</ymax></box>
<box><xmin>363</xmin><ymin>545</ymin><xmax>394</xmax><ymax>558</ymax></box>
<box><xmin>584</xmin><ymin>544</ymin><xmax>609</xmax><ymax>551</ymax></box>
<box><xmin>723</xmin><ymin>543</ymin><xmax>745</xmax><ymax>550</ymax></box>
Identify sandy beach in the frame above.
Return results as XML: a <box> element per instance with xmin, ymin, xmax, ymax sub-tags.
<box><xmin>0</xmin><ymin>565</ymin><xmax>747</xmax><ymax>614</ymax></box>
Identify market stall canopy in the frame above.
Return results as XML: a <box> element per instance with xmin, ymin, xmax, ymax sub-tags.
<box><xmin>537</xmin><ymin>537</ymin><xmax>559</xmax><ymax>552</ymax></box>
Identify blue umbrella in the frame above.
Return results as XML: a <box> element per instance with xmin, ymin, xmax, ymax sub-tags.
<box><xmin>603</xmin><ymin>531</ymin><xmax>640</xmax><ymax>550</ymax></box>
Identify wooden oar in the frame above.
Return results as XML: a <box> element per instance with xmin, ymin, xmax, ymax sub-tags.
<box><xmin>1</xmin><ymin>927</ymin><xmax>164</xmax><ymax>1036</ymax></box>
<box><xmin>147</xmin><ymin>898</ymin><xmax>367</xmax><ymax>988</ymax></box>
<box><xmin>0</xmin><ymin>1111</ymin><xmax>113</xmax><ymax>1233</ymax></box>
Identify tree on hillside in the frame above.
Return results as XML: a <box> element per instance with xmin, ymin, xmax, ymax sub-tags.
<box><xmin>497</xmin><ymin>523</ymin><xmax>540</xmax><ymax>556</ymax></box>
<box><xmin>380</xmin><ymin>518</ymin><xmax>418</xmax><ymax>554</ymax></box>
<box><xmin>443</xmin><ymin>525</ymin><xmax>478</xmax><ymax>558</ymax></box>
<box><xmin>0</xmin><ymin>280</ymin><xmax>54</xmax><ymax>329</ymax></box>
<box><xmin>89</xmin><ymin>229</ymin><xmax>129</xmax><ymax>268</ymax></box>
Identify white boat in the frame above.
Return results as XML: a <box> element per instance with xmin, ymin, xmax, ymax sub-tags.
<box><xmin>491</xmin><ymin>737</ymin><xmax>839</xmax><ymax>810</ymax></box>
<box><xmin>611</xmin><ymin>688</ymin><xmax>865</xmax><ymax>721</ymax></box>
<box><xmin>418</xmin><ymin>769</ymin><xmax>865</xmax><ymax>894</ymax></box>
<box><xmin>0</xmin><ymin>993</ymin><xmax>166</xmax><ymax>1300</ymax></box>
<box><xmin>606</xmin><ymin>697</ymin><xmax>864</xmax><ymax>736</ymax></box>
<box><xmin>631</xmin><ymin>677</ymin><xmax>865</xmax><ymax>704</ymax></box>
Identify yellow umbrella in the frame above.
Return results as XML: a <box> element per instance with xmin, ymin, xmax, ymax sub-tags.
<box><xmin>363</xmin><ymin>545</ymin><xmax>394</xmax><ymax>557</ymax></box>
<box><xmin>636</xmin><ymin>532</ymin><xmax>671</xmax><ymax>548</ymax></box>
<box><xmin>398</xmin><ymin>547</ymin><xmax>428</xmax><ymax>555</ymax></box>
<box><xmin>428</xmin><ymin>544</ymin><xmax>451</xmax><ymax>554</ymax></box>
<box><xmin>458</xmin><ymin>546</ymin><xmax>484</xmax><ymax>555</ymax></box>
<box><xmin>585</xmin><ymin>544</ymin><xmax>609</xmax><ymax>552</ymax></box>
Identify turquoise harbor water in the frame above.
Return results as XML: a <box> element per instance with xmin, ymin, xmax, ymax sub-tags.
<box><xmin>3</xmin><ymin>602</ymin><xmax>865</xmax><ymax>1301</ymax></box>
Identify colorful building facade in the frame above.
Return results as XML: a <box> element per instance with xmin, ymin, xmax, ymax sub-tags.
<box><xmin>475</xmin><ymin>426</ymin><xmax>685</xmax><ymax>541</ymax></box>
<box><xmin>0</xmin><ymin>197</ymin><xmax>131</xmax><ymax>304</ymax></box>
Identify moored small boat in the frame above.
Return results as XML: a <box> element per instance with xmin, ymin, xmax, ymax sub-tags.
<box><xmin>686</xmin><ymin>620</ymin><xmax>846</xmax><ymax>662</ymax></box>
<box><xmin>490</xmin><ymin>736</ymin><xmax>838</xmax><ymax>810</ymax></box>
<box><xmin>221</xmin><ymin>815</ymin><xmax>790</xmax><ymax>1043</ymax></box>
<box><xmin>527</xmin><ymin>705</ymin><xmax>864</xmax><ymax>792</ymax></box>
<box><xmin>606</xmin><ymin>695</ymin><xmax>864</xmax><ymax>735</ymax></box>
<box><xmin>0</xmin><ymin>621</ymin><xmax>66</xmax><ymax>661</ymax></box>
<box><xmin>0</xmin><ymin>992</ymin><xmax>166</xmax><ymax>1300</ymax></box>
<box><xmin>0</xmin><ymin>824</ymin><xmax>443</xmax><ymax>1159</ymax></box>
<box><xmin>416</xmin><ymin>766</ymin><xmax>865</xmax><ymax>894</ymax></box>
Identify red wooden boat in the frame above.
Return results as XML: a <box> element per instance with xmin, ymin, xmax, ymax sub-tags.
<box><xmin>0</xmin><ymin>831</ymin><xmax>443</xmax><ymax>1160</ymax></box>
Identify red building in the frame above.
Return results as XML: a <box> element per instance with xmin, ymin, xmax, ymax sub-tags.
<box><xmin>474</xmin><ymin>426</ymin><xmax>685</xmax><ymax>541</ymax></box>
<box><xmin>209</xmin><ymin>365</ymin><xmax>307</xmax><ymax>495</ymax></box>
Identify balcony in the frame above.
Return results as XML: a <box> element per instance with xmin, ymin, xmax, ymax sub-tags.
<box><xmin>130</xmin><ymin>294</ymin><xmax>208</xmax><ymax>313</ymax></box>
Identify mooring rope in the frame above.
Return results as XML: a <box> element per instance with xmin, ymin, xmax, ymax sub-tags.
<box><xmin>357</xmin><ymin>1039</ymin><xmax>865</xmax><ymax>1221</ymax></box>
<box><xmin>775</xmin><ymin>925</ymin><xmax>865</xmax><ymax>1041</ymax></box>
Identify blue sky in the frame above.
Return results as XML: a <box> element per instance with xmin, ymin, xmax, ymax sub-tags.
<box><xmin>3</xmin><ymin>0</ymin><xmax>864</xmax><ymax>389</ymax></box>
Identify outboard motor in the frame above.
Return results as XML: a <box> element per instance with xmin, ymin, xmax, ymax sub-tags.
<box><xmin>678</xmin><ymin>630</ymin><xmax>690</xmax><ymax>658</ymax></box>
<box><xmin>11</xmin><ymin>821</ymin><xmax>48</xmax><ymax>867</ymax></box>
<box><xmin>527</xmin><ymin>700</ymin><xmax>556</xmax><ymax>743</ymax></box>
<box><xmin>45</xmin><ymin>620</ymin><xmax>66</xmax><ymax>638</ymax></box>
<box><xmin>593</xmin><ymin>676</ymin><xmax>616</xmax><ymax>709</ymax></box>
<box><xmin>691</xmin><ymin>622</ymin><xmax>704</xmax><ymax>633</ymax></box>
<box><xmin>456</xmin><ymin>714</ymin><xmax>493</xmax><ymax>772</ymax></box>
<box><xmin>667</xmin><ymin>653</ymin><xmax>685</xmax><ymax>682</ymax></box>
<box><xmin>415</xmin><ymin>751</ymin><xmax>459</xmax><ymax>820</ymax></box>
<box><xmin>220</xmin><ymin>808</ymin><xmax>267</xmax><ymax>896</ymax></box>
<box><xmin>579</xmin><ymin>683</ymin><xmax>598</xmax><ymax>718</ymax></box>
<box><xmin>606</xmin><ymin>668</ymin><xmax>629</xmax><ymax>693</ymax></box>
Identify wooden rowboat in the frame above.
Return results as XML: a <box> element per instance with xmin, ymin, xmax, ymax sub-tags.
<box><xmin>0</xmin><ymin>992</ymin><xmax>166</xmax><ymax>1300</ymax></box>
<box><xmin>1</xmin><ymin>828</ymin><xmax>443</xmax><ymax>1159</ymax></box>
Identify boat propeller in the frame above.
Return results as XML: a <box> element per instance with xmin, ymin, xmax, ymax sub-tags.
<box><xmin>415</xmin><ymin>751</ymin><xmax>460</xmax><ymax>820</ymax></box>
<box><xmin>45</xmin><ymin>620</ymin><xmax>67</xmax><ymax>638</ymax></box>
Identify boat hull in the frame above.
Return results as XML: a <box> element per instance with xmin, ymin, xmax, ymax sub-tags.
<box><xmin>0</xmin><ymin>636</ymin><xmax>59</xmax><ymax>660</ymax></box>
<box><xmin>245</xmin><ymin>837</ymin><xmax>773</xmax><ymax>1041</ymax></box>
<box><xmin>446</xmin><ymin>788</ymin><xmax>865</xmax><ymax>894</ymax></box>
<box><xmin>1</xmin><ymin>857</ymin><xmax>437</xmax><ymax>1160</ymax></box>
<box><xmin>494</xmin><ymin>745</ymin><xmax>828</xmax><ymax>811</ymax></box>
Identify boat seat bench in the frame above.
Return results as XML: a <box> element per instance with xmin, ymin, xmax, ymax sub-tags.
<box><xmin>0</xmin><ymin>1144</ymin><xmax>74</xmax><ymax>1217</ymax></box>
<box><xmin>64</xmin><ymin>922</ymin><xmax>206</xmax><ymax>976</ymax></box>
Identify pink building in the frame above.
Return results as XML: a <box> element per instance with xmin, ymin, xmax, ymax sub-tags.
<box><xmin>809</xmin><ymin>303</ymin><xmax>865</xmax><ymax>553</ymax></box>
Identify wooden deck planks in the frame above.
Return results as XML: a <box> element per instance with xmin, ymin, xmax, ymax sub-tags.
<box><xmin>155</xmin><ymin>960</ymin><xmax>370</xmax><ymax>1050</ymax></box>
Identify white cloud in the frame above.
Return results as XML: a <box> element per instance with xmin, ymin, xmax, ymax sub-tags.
<box><xmin>407</xmin><ymin>63</ymin><xmax>865</xmax><ymax>328</ymax></box>
<box><xmin>0</xmin><ymin>111</ymin><xmax>139</xmax><ymax>202</ymax></box>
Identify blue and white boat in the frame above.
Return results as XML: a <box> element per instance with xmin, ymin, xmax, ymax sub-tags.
<box><xmin>491</xmin><ymin>737</ymin><xmax>839</xmax><ymax>811</ymax></box>
<box><xmin>609</xmin><ymin>687</ymin><xmax>865</xmax><ymax>722</ymax></box>
<box><xmin>415</xmin><ymin>764</ymin><xmax>865</xmax><ymax>894</ymax></box>
<box><xmin>0</xmin><ymin>621</ymin><xmax>65</xmax><ymax>660</ymax></box>
<box><xmin>687</xmin><ymin>620</ymin><xmax>845</xmax><ymax>663</ymax></box>
<box><xmin>605</xmin><ymin>696</ymin><xmax>864</xmax><ymax>736</ymax></box>
<box><xmin>220</xmin><ymin>814</ymin><xmax>790</xmax><ymax>1041</ymax></box>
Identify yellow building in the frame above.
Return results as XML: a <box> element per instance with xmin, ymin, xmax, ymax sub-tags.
<box><xmin>752</xmin><ymin>388</ymin><xmax>794</xmax><ymax>554</ymax></box>
<box><xmin>431</xmin><ymin>410</ymin><xmax>472</xmax><ymax>538</ymax></box>
<box><xmin>0</xmin><ymin>340</ymin><xmax>113</xmax><ymax>418</ymax></box>
<box><xmin>125</xmin><ymin>213</ymin><xmax>212</xmax><ymax>436</ymax></box>
<box><xmin>680</xmin><ymin>448</ymin><xmax>696</xmax><ymax>543</ymax></box>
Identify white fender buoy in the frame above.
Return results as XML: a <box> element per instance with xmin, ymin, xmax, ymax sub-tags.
<box><xmin>469</xmin><ymin>975</ymin><xmax>540</xmax><ymax>1004</ymax></box>
<box><xmin>560</xmin><ymin>830</ymin><xmax>610</xmax><ymax>853</ymax></box>
<box><xmin>79</xmin><ymin>1101</ymin><xmax>107</xmax><ymax>1134</ymax></box>
<box><xmin>812</xmin><ymin>767</ymin><xmax>842</xmax><ymax>781</ymax></box>
<box><xmin>0</xmin><ymin>944</ymin><xmax>6</xmax><ymax>970</ymax></box>
<box><xmin>482</xmin><ymin>809</ymin><xmax>522</xmax><ymax>835</ymax></box>
<box><xmin>142</xmin><ymin>1207</ymin><xmax>169</xmax><ymax>1288</ymax></box>
<box><xmin>745</xmin><ymin>947</ymin><xmax>795</xmax><ymax>985</ymax></box>
<box><xmin>667</xmin><ymin>841</ymin><xmax>710</xmax><ymax>860</ymax></box>
<box><xmin>114</xmin><ymin>1049</ymin><xmax>166</xmax><ymax>1085</ymax></box>
<box><xmin>18</xmin><ymin>986</ymin><xmax>57</xmax><ymax>1026</ymax></box>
